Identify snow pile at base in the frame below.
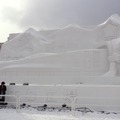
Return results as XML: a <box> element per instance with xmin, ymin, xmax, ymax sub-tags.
<box><xmin>0</xmin><ymin>109</ymin><xmax>120</xmax><ymax>120</ymax></box>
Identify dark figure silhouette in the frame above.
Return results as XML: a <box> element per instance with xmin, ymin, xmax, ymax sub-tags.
<box><xmin>0</xmin><ymin>82</ymin><xmax>7</xmax><ymax>104</ymax></box>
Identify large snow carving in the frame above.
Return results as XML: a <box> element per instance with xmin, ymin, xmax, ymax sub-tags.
<box><xmin>97</xmin><ymin>14</ymin><xmax>120</xmax><ymax>41</ymax></box>
<box><xmin>97</xmin><ymin>14</ymin><xmax>120</xmax><ymax>76</ymax></box>
<box><xmin>104</xmin><ymin>38</ymin><xmax>120</xmax><ymax>76</ymax></box>
<box><xmin>0</xmin><ymin>28</ymin><xmax>48</xmax><ymax>60</ymax></box>
<box><xmin>0</xmin><ymin>25</ymin><xmax>99</xmax><ymax>60</ymax></box>
<box><xmin>0</xmin><ymin>14</ymin><xmax>120</xmax><ymax>84</ymax></box>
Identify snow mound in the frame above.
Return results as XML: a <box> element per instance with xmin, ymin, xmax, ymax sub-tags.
<box><xmin>0</xmin><ymin>28</ymin><xmax>49</xmax><ymax>59</ymax></box>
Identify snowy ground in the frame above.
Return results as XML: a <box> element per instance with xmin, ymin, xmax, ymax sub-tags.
<box><xmin>0</xmin><ymin>108</ymin><xmax>120</xmax><ymax>120</ymax></box>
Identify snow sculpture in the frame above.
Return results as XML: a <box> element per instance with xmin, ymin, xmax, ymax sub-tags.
<box><xmin>97</xmin><ymin>14</ymin><xmax>120</xmax><ymax>76</ymax></box>
<box><xmin>0</xmin><ymin>14</ymin><xmax>120</xmax><ymax>112</ymax></box>
<box><xmin>104</xmin><ymin>38</ymin><xmax>120</xmax><ymax>76</ymax></box>
<box><xmin>0</xmin><ymin>28</ymin><xmax>48</xmax><ymax>60</ymax></box>
<box><xmin>0</xmin><ymin>14</ymin><xmax>120</xmax><ymax>85</ymax></box>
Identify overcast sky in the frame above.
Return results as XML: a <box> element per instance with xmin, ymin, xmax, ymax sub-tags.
<box><xmin>0</xmin><ymin>0</ymin><xmax>120</xmax><ymax>42</ymax></box>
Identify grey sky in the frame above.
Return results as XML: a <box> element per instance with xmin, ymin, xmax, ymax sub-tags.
<box><xmin>19</xmin><ymin>0</ymin><xmax>120</xmax><ymax>28</ymax></box>
<box><xmin>0</xmin><ymin>0</ymin><xmax>120</xmax><ymax>42</ymax></box>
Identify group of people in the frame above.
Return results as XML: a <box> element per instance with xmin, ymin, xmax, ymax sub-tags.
<box><xmin>0</xmin><ymin>81</ymin><xmax>7</xmax><ymax>105</ymax></box>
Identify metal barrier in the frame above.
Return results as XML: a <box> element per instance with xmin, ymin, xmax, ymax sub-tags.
<box><xmin>0</xmin><ymin>95</ymin><xmax>17</xmax><ymax>108</ymax></box>
<box><xmin>18</xmin><ymin>95</ymin><xmax>74</xmax><ymax>113</ymax></box>
<box><xmin>75</xmin><ymin>97</ymin><xmax>120</xmax><ymax>107</ymax></box>
<box><xmin>74</xmin><ymin>97</ymin><xmax>120</xmax><ymax>115</ymax></box>
<box><xmin>1</xmin><ymin>95</ymin><xmax>120</xmax><ymax>115</ymax></box>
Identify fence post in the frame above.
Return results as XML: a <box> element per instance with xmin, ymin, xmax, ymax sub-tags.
<box><xmin>16</xmin><ymin>96</ymin><xmax>20</xmax><ymax>112</ymax></box>
<box><xmin>71</xmin><ymin>97</ymin><xmax>76</xmax><ymax>116</ymax></box>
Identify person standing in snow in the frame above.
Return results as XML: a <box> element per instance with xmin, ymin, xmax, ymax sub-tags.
<box><xmin>0</xmin><ymin>81</ymin><xmax>7</xmax><ymax>104</ymax></box>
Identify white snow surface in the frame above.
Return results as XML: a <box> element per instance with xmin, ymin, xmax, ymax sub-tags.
<box><xmin>99</xmin><ymin>14</ymin><xmax>120</xmax><ymax>26</ymax></box>
<box><xmin>0</xmin><ymin>28</ymin><xmax>48</xmax><ymax>59</ymax></box>
<box><xmin>0</xmin><ymin>14</ymin><xmax>120</xmax><ymax>61</ymax></box>
<box><xmin>1</xmin><ymin>14</ymin><xmax>120</xmax><ymax>60</ymax></box>
<box><xmin>0</xmin><ymin>109</ymin><xmax>120</xmax><ymax>120</ymax></box>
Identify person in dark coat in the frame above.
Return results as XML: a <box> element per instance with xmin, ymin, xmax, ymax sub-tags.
<box><xmin>0</xmin><ymin>81</ymin><xmax>7</xmax><ymax>103</ymax></box>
